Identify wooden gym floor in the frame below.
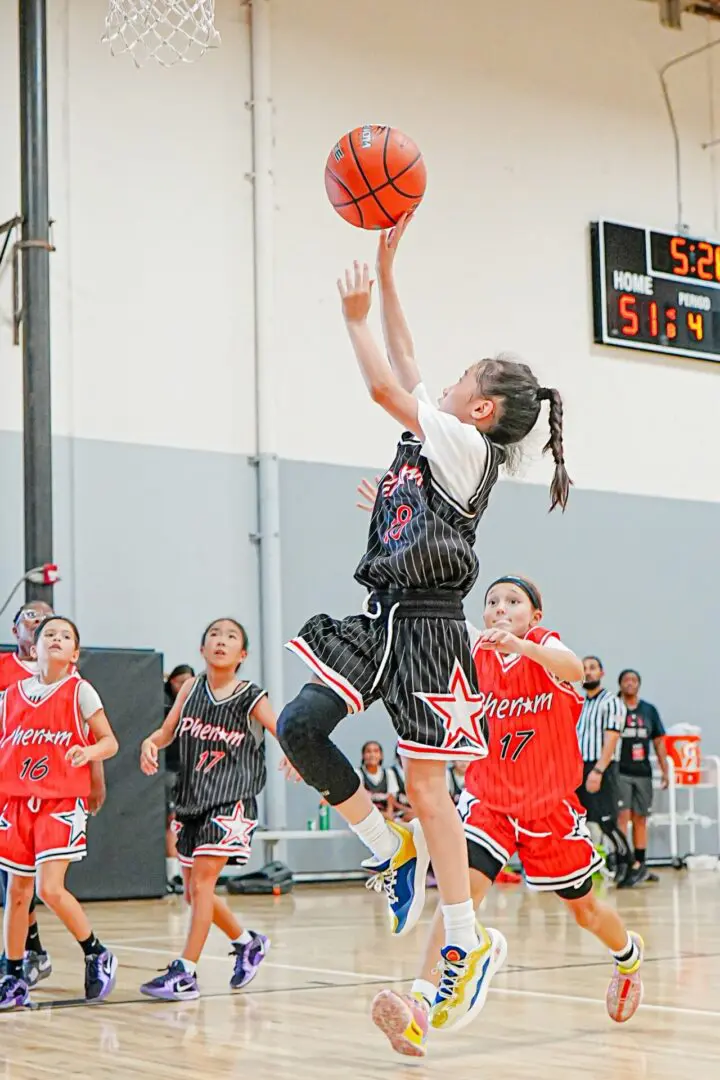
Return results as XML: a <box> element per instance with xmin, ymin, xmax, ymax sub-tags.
<box><xmin>1</xmin><ymin>870</ymin><xmax>719</xmax><ymax>1079</ymax></box>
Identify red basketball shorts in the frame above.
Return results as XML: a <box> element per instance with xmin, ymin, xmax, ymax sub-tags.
<box><xmin>457</xmin><ymin>790</ymin><xmax>603</xmax><ymax>894</ymax></box>
<box><xmin>0</xmin><ymin>796</ymin><xmax>88</xmax><ymax>876</ymax></box>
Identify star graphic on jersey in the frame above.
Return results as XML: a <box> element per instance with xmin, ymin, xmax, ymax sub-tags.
<box><xmin>51</xmin><ymin>799</ymin><xmax>87</xmax><ymax>847</ymax></box>
<box><xmin>414</xmin><ymin>660</ymin><xmax>489</xmax><ymax>753</ymax></box>
<box><xmin>212</xmin><ymin>801</ymin><xmax>256</xmax><ymax>852</ymax></box>
<box><xmin>563</xmin><ymin>801</ymin><xmax>591</xmax><ymax>843</ymax></box>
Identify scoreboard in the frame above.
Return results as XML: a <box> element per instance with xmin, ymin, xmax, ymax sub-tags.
<box><xmin>591</xmin><ymin>220</ymin><xmax>720</xmax><ymax>363</ymax></box>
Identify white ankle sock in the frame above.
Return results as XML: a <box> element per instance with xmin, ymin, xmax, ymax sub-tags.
<box><xmin>166</xmin><ymin>857</ymin><xmax>180</xmax><ymax>880</ymax></box>
<box><xmin>411</xmin><ymin>978</ymin><xmax>437</xmax><ymax>1008</ymax></box>
<box><xmin>612</xmin><ymin>933</ymin><xmax>639</xmax><ymax>968</ymax></box>
<box><xmin>178</xmin><ymin>956</ymin><xmax>196</xmax><ymax>975</ymax></box>
<box><xmin>441</xmin><ymin>900</ymin><xmax>479</xmax><ymax>953</ymax></box>
<box><xmin>351</xmin><ymin>808</ymin><xmax>400</xmax><ymax>862</ymax></box>
<box><xmin>234</xmin><ymin>930</ymin><xmax>253</xmax><ymax>946</ymax></box>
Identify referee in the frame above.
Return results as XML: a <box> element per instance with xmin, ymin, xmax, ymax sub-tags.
<box><xmin>576</xmin><ymin>655</ymin><xmax>632</xmax><ymax>885</ymax></box>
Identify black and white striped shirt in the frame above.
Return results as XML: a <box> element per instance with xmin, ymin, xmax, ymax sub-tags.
<box><xmin>173</xmin><ymin>675</ymin><xmax>267</xmax><ymax>817</ymax></box>
<box><xmin>576</xmin><ymin>688</ymin><xmax>627</xmax><ymax>762</ymax></box>
<box><xmin>355</xmin><ymin>385</ymin><xmax>504</xmax><ymax>597</ymax></box>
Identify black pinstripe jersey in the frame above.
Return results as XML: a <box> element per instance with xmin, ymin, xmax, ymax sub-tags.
<box><xmin>354</xmin><ymin>432</ymin><xmax>504</xmax><ymax>596</ymax></box>
<box><xmin>173</xmin><ymin>675</ymin><xmax>268</xmax><ymax>817</ymax></box>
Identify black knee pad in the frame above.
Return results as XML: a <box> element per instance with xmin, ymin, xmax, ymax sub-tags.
<box><xmin>277</xmin><ymin>683</ymin><xmax>360</xmax><ymax>806</ymax></box>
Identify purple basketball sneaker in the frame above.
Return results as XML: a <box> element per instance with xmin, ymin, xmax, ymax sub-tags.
<box><xmin>140</xmin><ymin>960</ymin><xmax>200</xmax><ymax>1001</ymax></box>
<box><xmin>0</xmin><ymin>975</ymin><xmax>30</xmax><ymax>1011</ymax></box>
<box><xmin>230</xmin><ymin>932</ymin><xmax>269</xmax><ymax>989</ymax></box>
<box><xmin>84</xmin><ymin>949</ymin><xmax>118</xmax><ymax>1002</ymax></box>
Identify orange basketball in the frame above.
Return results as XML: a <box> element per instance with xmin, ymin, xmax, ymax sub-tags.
<box><xmin>324</xmin><ymin>125</ymin><xmax>427</xmax><ymax>229</ymax></box>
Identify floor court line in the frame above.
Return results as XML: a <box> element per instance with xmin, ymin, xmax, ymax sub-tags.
<box><xmin>492</xmin><ymin>986</ymin><xmax>720</xmax><ymax>1018</ymax></box>
<box><xmin>106</xmin><ymin>935</ymin><xmax>720</xmax><ymax>974</ymax></box>
<box><xmin>104</xmin><ymin>942</ymin><xmax>720</xmax><ymax>1018</ymax></box>
<box><xmin>106</xmin><ymin>942</ymin><xmax>399</xmax><ymax>981</ymax></box>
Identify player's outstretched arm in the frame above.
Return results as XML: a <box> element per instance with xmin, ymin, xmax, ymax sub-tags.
<box><xmin>68</xmin><ymin>709</ymin><xmax>119</xmax><ymax>768</ymax></box>
<box><xmin>356</xmin><ymin>476</ymin><xmax>380</xmax><ymax>512</ymax></box>
<box><xmin>251</xmin><ymin>695</ymin><xmax>301</xmax><ymax>783</ymax></box>
<box><xmin>140</xmin><ymin>677</ymin><xmax>196</xmax><ymax>774</ymax></box>
<box><xmin>339</xmin><ymin>261</ymin><xmax>424</xmax><ymax>438</ymax></box>
<box><xmin>477</xmin><ymin>629</ymin><xmax>583</xmax><ymax>683</ymax></box>
<box><xmin>521</xmin><ymin>641</ymin><xmax>584</xmax><ymax>683</ymax></box>
<box><xmin>376</xmin><ymin>214</ymin><xmax>422</xmax><ymax>393</ymax></box>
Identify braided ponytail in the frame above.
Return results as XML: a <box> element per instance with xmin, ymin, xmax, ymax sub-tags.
<box><xmin>537</xmin><ymin>387</ymin><xmax>572</xmax><ymax>512</ymax></box>
<box><xmin>471</xmin><ymin>357</ymin><xmax>572</xmax><ymax>512</ymax></box>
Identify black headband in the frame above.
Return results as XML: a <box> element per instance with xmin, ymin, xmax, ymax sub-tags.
<box><xmin>485</xmin><ymin>576</ymin><xmax>542</xmax><ymax>611</ymax></box>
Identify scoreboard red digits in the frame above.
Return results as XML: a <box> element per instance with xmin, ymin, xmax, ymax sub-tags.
<box><xmin>619</xmin><ymin>294</ymin><xmax>638</xmax><ymax>336</ymax></box>
<box><xmin>592</xmin><ymin>221</ymin><xmax>720</xmax><ymax>362</ymax></box>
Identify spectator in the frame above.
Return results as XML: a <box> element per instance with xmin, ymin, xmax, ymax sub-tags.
<box><xmin>617</xmin><ymin>669</ymin><xmax>668</xmax><ymax>887</ymax></box>
<box><xmin>164</xmin><ymin>664</ymin><xmax>195</xmax><ymax>891</ymax></box>
<box><xmin>356</xmin><ymin>742</ymin><xmax>402</xmax><ymax>820</ymax></box>
<box><xmin>576</xmin><ymin>656</ymin><xmax>633</xmax><ymax>885</ymax></box>
<box><xmin>388</xmin><ymin>751</ymin><xmax>415</xmax><ymax>822</ymax></box>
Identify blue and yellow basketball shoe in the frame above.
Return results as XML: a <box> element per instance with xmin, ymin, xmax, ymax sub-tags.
<box><xmin>430</xmin><ymin>925</ymin><xmax>507</xmax><ymax>1033</ymax></box>
<box><xmin>363</xmin><ymin>819</ymin><xmax>430</xmax><ymax>936</ymax></box>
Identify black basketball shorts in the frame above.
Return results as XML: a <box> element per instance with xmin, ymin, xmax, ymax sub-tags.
<box><xmin>286</xmin><ymin>590</ymin><xmax>489</xmax><ymax>761</ymax></box>
<box><xmin>174</xmin><ymin>797</ymin><xmax>259</xmax><ymax>867</ymax></box>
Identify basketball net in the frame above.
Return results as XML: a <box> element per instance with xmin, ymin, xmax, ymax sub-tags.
<box><xmin>102</xmin><ymin>0</ymin><xmax>221</xmax><ymax>68</ymax></box>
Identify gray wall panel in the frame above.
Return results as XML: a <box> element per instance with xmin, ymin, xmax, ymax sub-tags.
<box><xmin>1</xmin><ymin>435</ymin><xmax>717</xmax><ymax>870</ymax></box>
<box><xmin>0</xmin><ymin>433</ymin><xmax>261</xmax><ymax>680</ymax></box>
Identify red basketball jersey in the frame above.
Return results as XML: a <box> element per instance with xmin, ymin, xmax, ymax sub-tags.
<box><xmin>466</xmin><ymin>626</ymin><xmax>583</xmax><ymax>817</ymax></box>
<box><xmin>0</xmin><ymin>654</ymin><xmax>77</xmax><ymax>692</ymax></box>
<box><xmin>0</xmin><ymin>675</ymin><xmax>91</xmax><ymax>798</ymax></box>
<box><xmin>0</xmin><ymin>653</ymin><xmax>36</xmax><ymax>691</ymax></box>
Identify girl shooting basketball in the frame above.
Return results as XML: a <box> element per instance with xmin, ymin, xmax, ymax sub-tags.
<box><xmin>139</xmin><ymin>618</ymin><xmax>297</xmax><ymax>1000</ymax></box>
<box><xmin>372</xmin><ymin>577</ymin><xmax>644</xmax><ymax>1057</ymax></box>
<box><xmin>0</xmin><ymin>616</ymin><xmax>119</xmax><ymax>1010</ymax></box>
<box><xmin>277</xmin><ymin>217</ymin><xmax>572</xmax><ymax>1031</ymax></box>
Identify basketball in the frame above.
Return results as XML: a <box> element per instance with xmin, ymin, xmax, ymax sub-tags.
<box><xmin>324</xmin><ymin>125</ymin><xmax>427</xmax><ymax>229</ymax></box>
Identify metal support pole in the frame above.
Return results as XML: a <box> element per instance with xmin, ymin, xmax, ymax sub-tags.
<box><xmin>18</xmin><ymin>0</ymin><xmax>54</xmax><ymax>605</ymax></box>
<box><xmin>658</xmin><ymin>37</ymin><xmax>720</xmax><ymax>233</ymax></box>
<box><xmin>249</xmin><ymin>0</ymin><xmax>286</xmax><ymax>835</ymax></box>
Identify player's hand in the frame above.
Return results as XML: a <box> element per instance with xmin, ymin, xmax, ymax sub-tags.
<box><xmin>476</xmin><ymin>628</ymin><xmax>523</xmax><ymax>655</ymax></box>
<box><xmin>585</xmin><ymin>769</ymin><xmax>602</xmax><ymax>794</ymax></box>
<box><xmin>376</xmin><ymin>212</ymin><xmax>412</xmax><ymax>280</ymax></box>
<box><xmin>661</xmin><ymin>772</ymin><xmax>669</xmax><ymax>790</ymax></box>
<box><xmin>140</xmin><ymin>738</ymin><xmax>159</xmax><ymax>775</ymax></box>
<box><xmin>278</xmin><ymin>756</ymin><xmax>302</xmax><ymax>783</ymax></box>
<box><xmin>356</xmin><ymin>476</ymin><xmax>380</xmax><ymax>512</ymax></box>
<box><xmin>66</xmin><ymin>745</ymin><xmax>94</xmax><ymax>768</ymax></box>
<box><xmin>88</xmin><ymin>785</ymin><xmax>106</xmax><ymax>815</ymax></box>
<box><xmin>338</xmin><ymin>261</ymin><xmax>374</xmax><ymax>322</ymax></box>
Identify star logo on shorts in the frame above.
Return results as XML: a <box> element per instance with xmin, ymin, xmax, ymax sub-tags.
<box><xmin>212</xmin><ymin>801</ymin><xmax>256</xmax><ymax>853</ymax></box>
<box><xmin>415</xmin><ymin>661</ymin><xmax>489</xmax><ymax>753</ymax></box>
<box><xmin>51</xmin><ymin>799</ymin><xmax>87</xmax><ymax>847</ymax></box>
<box><xmin>563</xmin><ymin>801</ymin><xmax>591</xmax><ymax>843</ymax></box>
